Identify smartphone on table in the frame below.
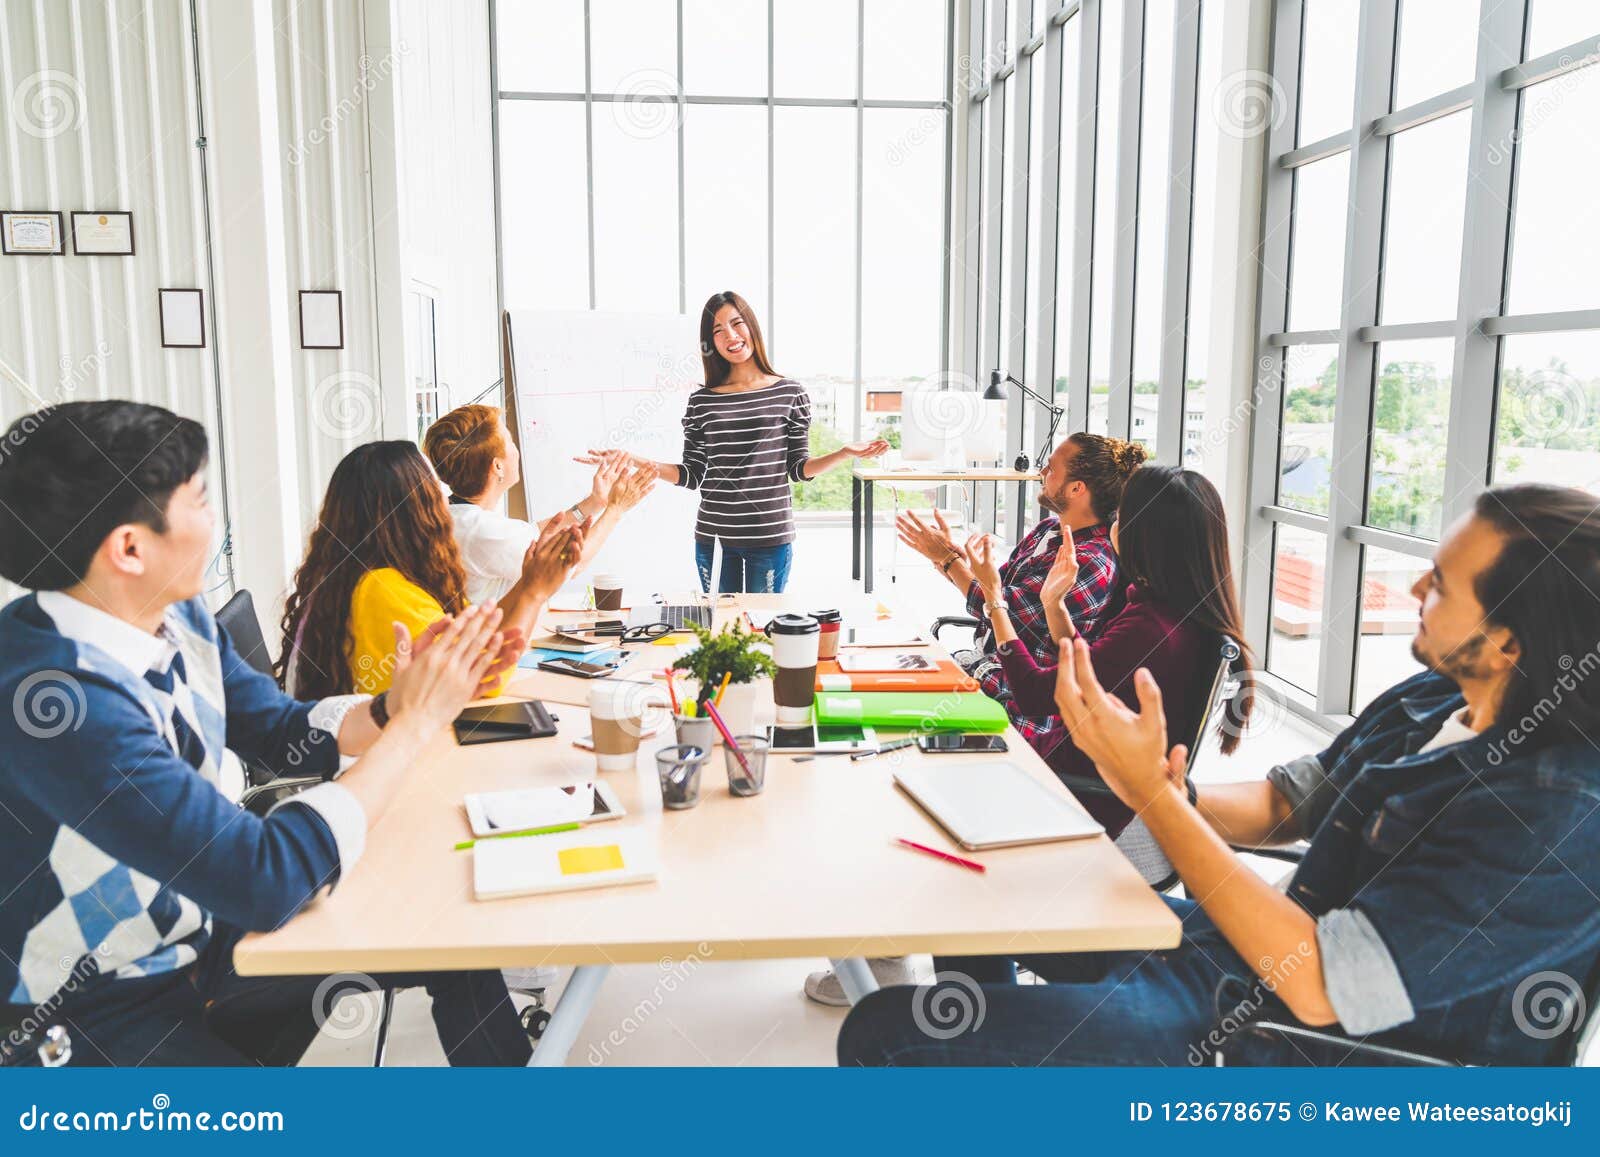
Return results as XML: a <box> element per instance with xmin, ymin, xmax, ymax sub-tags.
<box><xmin>915</xmin><ymin>733</ymin><xmax>1009</xmax><ymax>754</ymax></box>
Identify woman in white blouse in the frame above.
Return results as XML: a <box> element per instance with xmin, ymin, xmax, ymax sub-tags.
<box><xmin>424</xmin><ymin>404</ymin><xmax>653</xmax><ymax>603</ymax></box>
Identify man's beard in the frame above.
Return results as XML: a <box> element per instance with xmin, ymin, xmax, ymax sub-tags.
<box><xmin>1413</xmin><ymin>631</ymin><xmax>1494</xmax><ymax>684</ymax></box>
<box><xmin>1038</xmin><ymin>490</ymin><xmax>1064</xmax><ymax>515</ymax></box>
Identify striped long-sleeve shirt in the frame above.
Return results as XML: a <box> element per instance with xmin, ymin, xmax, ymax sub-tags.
<box><xmin>676</xmin><ymin>378</ymin><xmax>812</xmax><ymax>546</ymax></box>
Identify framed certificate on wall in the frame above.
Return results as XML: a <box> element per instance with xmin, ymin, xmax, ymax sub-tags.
<box><xmin>70</xmin><ymin>211</ymin><xmax>135</xmax><ymax>256</ymax></box>
<box><xmin>1</xmin><ymin>211</ymin><xmax>65</xmax><ymax>255</ymax></box>
<box><xmin>159</xmin><ymin>288</ymin><xmax>206</xmax><ymax>348</ymax></box>
<box><xmin>298</xmin><ymin>289</ymin><xmax>344</xmax><ymax>350</ymax></box>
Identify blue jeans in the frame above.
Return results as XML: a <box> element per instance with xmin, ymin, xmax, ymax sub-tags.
<box><xmin>695</xmin><ymin>540</ymin><xmax>793</xmax><ymax>594</ymax></box>
<box><xmin>837</xmin><ymin>897</ymin><xmax>1285</xmax><ymax>1067</ymax></box>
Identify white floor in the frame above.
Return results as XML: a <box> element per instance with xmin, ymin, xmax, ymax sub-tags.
<box><xmin>303</xmin><ymin>522</ymin><xmax>1338</xmax><ymax>1067</ymax></box>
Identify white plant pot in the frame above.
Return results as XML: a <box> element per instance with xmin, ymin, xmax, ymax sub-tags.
<box><xmin>713</xmin><ymin>679</ymin><xmax>762</xmax><ymax>743</ymax></box>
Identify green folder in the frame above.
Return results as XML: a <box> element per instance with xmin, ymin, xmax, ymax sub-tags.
<box><xmin>814</xmin><ymin>691</ymin><xmax>1010</xmax><ymax>733</ymax></box>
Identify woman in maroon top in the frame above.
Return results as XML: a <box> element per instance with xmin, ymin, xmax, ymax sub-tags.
<box><xmin>969</xmin><ymin>465</ymin><xmax>1256</xmax><ymax>837</ymax></box>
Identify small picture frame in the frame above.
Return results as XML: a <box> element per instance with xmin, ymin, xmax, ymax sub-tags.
<box><xmin>158</xmin><ymin>288</ymin><xmax>206</xmax><ymax>349</ymax></box>
<box><xmin>70</xmin><ymin>210</ymin><xmax>135</xmax><ymax>256</ymax></box>
<box><xmin>1</xmin><ymin>210</ymin><xmax>65</xmax><ymax>255</ymax></box>
<box><xmin>298</xmin><ymin>289</ymin><xmax>344</xmax><ymax>350</ymax></box>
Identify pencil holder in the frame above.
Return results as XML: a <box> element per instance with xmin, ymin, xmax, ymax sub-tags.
<box><xmin>675</xmin><ymin>713</ymin><xmax>718</xmax><ymax>751</ymax></box>
<box><xmin>723</xmin><ymin>735</ymin><xmax>770</xmax><ymax>798</ymax></box>
<box><xmin>655</xmin><ymin>745</ymin><xmax>708</xmax><ymax>810</ymax></box>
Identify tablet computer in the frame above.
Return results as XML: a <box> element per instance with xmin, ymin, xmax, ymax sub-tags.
<box><xmin>893</xmin><ymin>761</ymin><xmax>1103</xmax><ymax>850</ymax></box>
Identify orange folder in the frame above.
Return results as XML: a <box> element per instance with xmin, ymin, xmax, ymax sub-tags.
<box><xmin>814</xmin><ymin>658</ymin><xmax>981</xmax><ymax>693</ymax></box>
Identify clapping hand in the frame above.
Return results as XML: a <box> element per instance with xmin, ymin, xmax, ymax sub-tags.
<box><xmin>1040</xmin><ymin>530</ymin><xmax>1081</xmax><ymax>609</ymax></box>
<box><xmin>585</xmin><ymin>452</ymin><xmax>628</xmax><ymax>510</ymax></box>
<box><xmin>574</xmin><ymin>448</ymin><xmax>641</xmax><ymax>473</ymax></box>
<box><xmin>386</xmin><ymin>605</ymin><xmax>512</xmax><ymax>729</ymax></box>
<box><xmin>394</xmin><ymin>609</ymin><xmax>525</xmax><ymax>699</ymax></box>
<box><xmin>606</xmin><ymin>464</ymin><xmax>656</xmax><ymax>514</ymax></box>
<box><xmin>895</xmin><ymin>508</ymin><xmax>961</xmax><ymax>566</ymax></box>
<box><xmin>521</xmin><ymin>512</ymin><xmax>587</xmax><ymax>603</ymax></box>
<box><xmin>1052</xmin><ymin>636</ymin><xmax>1184</xmax><ymax>812</ymax></box>
<box><xmin>966</xmin><ymin>532</ymin><xmax>1004</xmax><ymax>601</ymax></box>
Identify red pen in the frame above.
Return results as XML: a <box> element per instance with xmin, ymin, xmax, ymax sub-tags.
<box><xmin>895</xmin><ymin>837</ymin><xmax>986</xmax><ymax>873</ymax></box>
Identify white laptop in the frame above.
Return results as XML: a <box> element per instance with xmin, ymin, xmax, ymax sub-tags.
<box><xmin>893</xmin><ymin>761</ymin><xmax>1104</xmax><ymax>851</ymax></box>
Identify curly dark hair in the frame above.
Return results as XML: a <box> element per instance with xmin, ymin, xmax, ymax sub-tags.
<box><xmin>1065</xmin><ymin>432</ymin><xmax>1148</xmax><ymax>524</ymax></box>
<box><xmin>278</xmin><ymin>441</ymin><xmax>468</xmax><ymax>696</ymax></box>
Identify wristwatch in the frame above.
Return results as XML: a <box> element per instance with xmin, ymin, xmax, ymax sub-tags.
<box><xmin>982</xmin><ymin>600</ymin><xmax>1007</xmax><ymax>616</ymax></box>
<box><xmin>370</xmin><ymin>691</ymin><xmax>391</xmax><ymax>730</ymax></box>
<box><xmin>567</xmin><ymin>503</ymin><xmax>587</xmax><ymax>522</ymax></box>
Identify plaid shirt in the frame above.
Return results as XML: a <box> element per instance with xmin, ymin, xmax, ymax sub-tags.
<box><xmin>962</xmin><ymin>519</ymin><xmax>1119</xmax><ymax>752</ymax></box>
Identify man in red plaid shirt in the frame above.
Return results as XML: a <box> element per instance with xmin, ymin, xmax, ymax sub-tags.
<box><xmin>897</xmin><ymin>433</ymin><xmax>1147</xmax><ymax>756</ymax></box>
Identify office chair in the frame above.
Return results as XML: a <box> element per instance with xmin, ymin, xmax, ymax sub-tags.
<box><xmin>0</xmin><ymin>1021</ymin><xmax>72</xmax><ymax>1068</ymax></box>
<box><xmin>215</xmin><ymin>590</ymin><xmax>326</xmax><ymax>816</ymax></box>
<box><xmin>1213</xmin><ymin>959</ymin><xmax>1600</xmax><ymax>1067</ymax></box>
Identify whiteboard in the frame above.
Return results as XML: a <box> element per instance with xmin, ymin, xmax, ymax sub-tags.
<box><xmin>506</xmin><ymin>309</ymin><xmax>702</xmax><ymax>593</ymax></box>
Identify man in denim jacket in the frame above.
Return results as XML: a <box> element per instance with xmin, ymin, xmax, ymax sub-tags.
<box><xmin>840</xmin><ymin>484</ymin><xmax>1600</xmax><ymax>1066</ymax></box>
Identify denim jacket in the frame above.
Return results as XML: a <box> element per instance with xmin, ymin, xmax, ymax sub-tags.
<box><xmin>1268</xmin><ymin>671</ymin><xmax>1600</xmax><ymax>1064</ymax></box>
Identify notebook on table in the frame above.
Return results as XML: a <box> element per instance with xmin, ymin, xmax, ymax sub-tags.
<box><xmin>814</xmin><ymin>690</ymin><xmax>1009</xmax><ymax>733</ymax></box>
<box><xmin>893</xmin><ymin>761</ymin><xmax>1104</xmax><ymax>850</ymax></box>
<box><xmin>815</xmin><ymin>658</ymin><xmax>981</xmax><ymax>693</ymax></box>
<box><xmin>473</xmin><ymin>827</ymin><xmax>660</xmax><ymax>900</ymax></box>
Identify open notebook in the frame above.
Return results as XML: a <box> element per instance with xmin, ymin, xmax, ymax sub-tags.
<box><xmin>473</xmin><ymin>827</ymin><xmax>660</xmax><ymax>901</ymax></box>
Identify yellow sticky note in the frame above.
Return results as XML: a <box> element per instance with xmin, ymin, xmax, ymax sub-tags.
<box><xmin>558</xmin><ymin>844</ymin><xmax>625</xmax><ymax>876</ymax></box>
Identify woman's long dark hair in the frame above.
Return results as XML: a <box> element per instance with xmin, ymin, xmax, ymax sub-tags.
<box><xmin>698</xmin><ymin>290</ymin><xmax>779</xmax><ymax>387</ymax></box>
<box><xmin>1113</xmin><ymin>465</ymin><xmax>1256</xmax><ymax>753</ymax></box>
<box><xmin>277</xmin><ymin>441</ymin><xmax>469</xmax><ymax>697</ymax></box>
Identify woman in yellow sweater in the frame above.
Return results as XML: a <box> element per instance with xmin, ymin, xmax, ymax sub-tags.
<box><xmin>277</xmin><ymin>441</ymin><xmax>583</xmax><ymax>698</ymax></box>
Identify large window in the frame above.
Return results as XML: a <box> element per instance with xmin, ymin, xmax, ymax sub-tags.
<box><xmin>963</xmin><ymin>0</ymin><xmax>1219</xmax><ymax>539</ymax></box>
<box><xmin>493</xmin><ymin>0</ymin><xmax>952</xmax><ymax>510</ymax></box>
<box><xmin>1249</xmin><ymin>0</ymin><xmax>1600</xmax><ymax>715</ymax></box>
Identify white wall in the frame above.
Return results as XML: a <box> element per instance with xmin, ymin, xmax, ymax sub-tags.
<box><xmin>0</xmin><ymin>0</ymin><xmax>500</xmax><ymax>630</ymax></box>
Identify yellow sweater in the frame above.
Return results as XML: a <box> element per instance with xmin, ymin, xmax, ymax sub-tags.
<box><xmin>346</xmin><ymin>567</ymin><xmax>515</xmax><ymax>698</ymax></box>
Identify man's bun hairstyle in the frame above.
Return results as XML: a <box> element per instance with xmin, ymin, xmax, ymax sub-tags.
<box><xmin>1065</xmin><ymin>432</ymin><xmax>1149</xmax><ymax>524</ymax></box>
<box><xmin>0</xmin><ymin>400</ymin><xmax>208</xmax><ymax>590</ymax></box>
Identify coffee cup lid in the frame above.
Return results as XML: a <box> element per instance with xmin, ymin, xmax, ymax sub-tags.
<box><xmin>767</xmin><ymin>613</ymin><xmax>819</xmax><ymax>635</ymax></box>
<box><xmin>593</xmin><ymin>574</ymin><xmax>622</xmax><ymax>587</ymax></box>
<box><xmin>814</xmin><ymin>609</ymin><xmax>841</xmax><ymax>624</ymax></box>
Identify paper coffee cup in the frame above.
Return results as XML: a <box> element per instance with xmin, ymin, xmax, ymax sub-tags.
<box><xmin>593</xmin><ymin>573</ymin><xmax>623</xmax><ymax>611</ymax></box>
<box><xmin>767</xmin><ymin>614</ymin><xmax>820</xmax><ymax>727</ymax></box>
<box><xmin>589</xmin><ymin>680</ymin><xmax>646</xmax><ymax>771</ymax></box>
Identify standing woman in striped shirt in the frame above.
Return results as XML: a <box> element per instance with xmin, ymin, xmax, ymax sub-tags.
<box><xmin>583</xmin><ymin>291</ymin><xmax>887</xmax><ymax>592</ymax></box>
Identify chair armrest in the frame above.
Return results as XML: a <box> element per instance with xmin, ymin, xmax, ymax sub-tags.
<box><xmin>930</xmin><ymin>615</ymin><xmax>980</xmax><ymax>640</ymax></box>
<box><xmin>239</xmin><ymin>776</ymin><xmax>325</xmax><ymax>817</ymax></box>
<box><xmin>1218</xmin><ymin>1019</ymin><xmax>1459</xmax><ymax>1067</ymax></box>
<box><xmin>1229</xmin><ymin>844</ymin><xmax>1308</xmax><ymax>864</ymax></box>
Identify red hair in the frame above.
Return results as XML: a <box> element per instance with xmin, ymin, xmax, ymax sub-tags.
<box><xmin>424</xmin><ymin>404</ymin><xmax>506</xmax><ymax>498</ymax></box>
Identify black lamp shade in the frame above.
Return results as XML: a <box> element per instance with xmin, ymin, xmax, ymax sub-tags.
<box><xmin>983</xmin><ymin>369</ymin><xmax>1008</xmax><ymax>401</ymax></box>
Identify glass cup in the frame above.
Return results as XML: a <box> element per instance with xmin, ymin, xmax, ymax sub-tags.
<box><xmin>723</xmin><ymin>735</ymin><xmax>770</xmax><ymax>797</ymax></box>
<box><xmin>655</xmin><ymin>744</ymin><xmax>708</xmax><ymax>810</ymax></box>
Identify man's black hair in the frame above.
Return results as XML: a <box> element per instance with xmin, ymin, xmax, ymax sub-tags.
<box><xmin>0</xmin><ymin>400</ymin><xmax>209</xmax><ymax>590</ymax></box>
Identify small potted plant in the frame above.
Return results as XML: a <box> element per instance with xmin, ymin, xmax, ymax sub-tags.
<box><xmin>674</xmin><ymin>619</ymin><xmax>776</xmax><ymax>739</ymax></box>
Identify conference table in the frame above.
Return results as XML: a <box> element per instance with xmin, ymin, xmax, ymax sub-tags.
<box><xmin>236</xmin><ymin>593</ymin><xmax>1181</xmax><ymax>1066</ymax></box>
<box><xmin>851</xmin><ymin>466</ymin><xmax>1041</xmax><ymax>593</ymax></box>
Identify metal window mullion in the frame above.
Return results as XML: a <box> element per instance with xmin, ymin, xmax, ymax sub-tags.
<box><xmin>1261</xmin><ymin>503</ymin><xmax>1331</xmax><ymax>535</ymax></box>
<box><xmin>1440</xmin><ymin>0</ymin><xmax>1524</xmax><ymax>514</ymax></box>
<box><xmin>489</xmin><ymin>0</ymin><xmax>506</xmax><ymax>329</ymax></box>
<box><xmin>1346</xmin><ymin>522</ymin><xmax>1439</xmax><ymax>559</ymax></box>
<box><xmin>1372</xmin><ymin>82</ymin><xmax>1473</xmax><ymax>136</ymax></box>
<box><xmin>961</xmin><ymin>0</ymin><xmax>992</xmax><ymax>531</ymax></box>
<box><xmin>1026</xmin><ymin>3</ymin><xmax>1066</xmax><ymax>441</ymax></box>
<box><xmin>1063</xmin><ymin>0</ymin><xmax>1101</xmax><ymax>436</ymax></box>
<box><xmin>854</xmin><ymin>0</ymin><xmax>864</xmax><ymax>443</ymax></box>
<box><xmin>582</xmin><ymin>0</ymin><xmax>596</xmax><ymax>310</ymax></box>
<box><xmin>1241</xmin><ymin>0</ymin><xmax>1304</xmax><ymax>676</ymax></box>
<box><xmin>1315</xmin><ymin>0</ymin><xmax>1399</xmax><ymax>716</ymax></box>
<box><xmin>1155</xmin><ymin>0</ymin><xmax>1201</xmax><ymax>466</ymax></box>
<box><xmin>1003</xmin><ymin>0</ymin><xmax>1034</xmax><ymax>540</ymax></box>
<box><xmin>1105</xmin><ymin>0</ymin><xmax>1144</xmax><ymax>440</ymax></box>
<box><xmin>1355</xmin><ymin>320</ymin><xmax>1454</xmax><ymax>342</ymax></box>
<box><xmin>766</xmin><ymin>0</ymin><xmax>774</xmax><ymax>351</ymax></box>
<box><xmin>1267</xmin><ymin>329</ymin><xmax>1339</xmax><ymax>344</ymax></box>
<box><xmin>676</xmin><ymin>0</ymin><xmax>686</xmax><ymax>316</ymax></box>
<box><xmin>1482</xmin><ymin>309</ymin><xmax>1600</xmax><ymax>336</ymax></box>
<box><xmin>1278</xmin><ymin>130</ymin><xmax>1353</xmax><ymax>168</ymax></box>
<box><xmin>1499</xmin><ymin>32</ymin><xmax>1600</xmax><ymax>91</ymax></box>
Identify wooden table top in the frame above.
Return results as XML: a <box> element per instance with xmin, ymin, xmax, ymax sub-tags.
<box><xmin>235</xmin><ymin>594</ymin><xmax>1179</xmax><ymax>976</ymax></box>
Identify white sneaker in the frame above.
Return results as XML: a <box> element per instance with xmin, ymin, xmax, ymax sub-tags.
<box><xmin>803</xmin><ymin>956</ymin><xmax>920</xmax><ymax>1007</ymax></box>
